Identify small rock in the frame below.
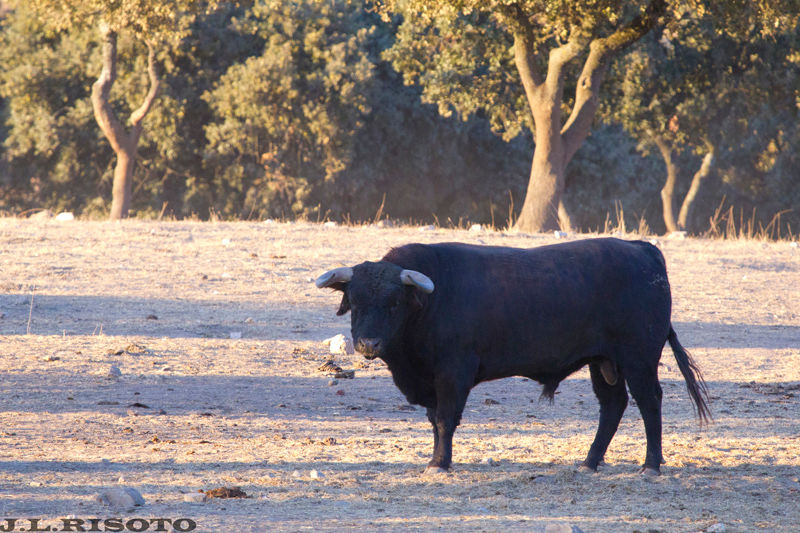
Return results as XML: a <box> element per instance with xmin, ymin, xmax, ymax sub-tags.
<box><xmin>553</xmin><ymin>230</ymin><xmax>568</xmax><ymax>238</ymax></box>
<box><xmin>323</xmin><ymin>221</ymin><xmax>337</xmax><ymax>228</ymax></box>
<box><xmin>324</xmin><ymin>333</ymin><xmax>354</xmax><ymax>355</ymax></box>
<box><xmin>484</xmin><ymin>457</ymin><xmax>499</xmax><ymax>466</ymax></box>
<box><xmin>107</xmin><ymin>365</ymin><xmax>122</xmax><ymax>378</ymax></box>
<box><xmin>95</xmin><ymin>487</ymin><xmax>145</xmax><ymax>508</ymax></box>
<box><xmin>328</xmin><ymin>379</ymin><xmax>339</xmax><ymax>386</ymax></box>
<box><xmin>292</xmin><ymin>470</ymin><xmax>302</xmax><ymax>478</ymax></box>
<box><xmin>244</xmin><ymin>317</ymin><xmax>255</xmax><ymax>324</ymax></box>
<box><xmin>648</xmin><ymin>238</ymin><xmax>660</xmax><ymax>246</ymax></box>
<box><xmin>668</xmin><ymin>231</ymin><xmax>687</xmax><ymax>239</ymax></box>
<box><xmin>145</xmin><ymin>314</ymin><xmax>158</xmax><ymax>320</ymax></box>
<box><xmin>263</xmin><ymin>219</ymin><xmax>275</xmax><ymax>225</ymax></box>
<box><xmin>55</xmin><ymin>212</ymin><xmax>75</xmax><ymax>221</ymax></box>
<box><xmin>42</xmin><ymin>355</ymin><xmax>60</xmax><ymax>362</ymax></box>
<box><xmin>419</xmin><ymin>224</ymin><xmax>436</xmax><ymax>231</ymax></box>
<box><xmin>221</xmin><ymin>238</ymin><xmax>232</xmax><ymax>246</ymax></box>
<box><xmin>375</xmin><ymin>219</ymin><xmax>394</xmax><ymax>228</ymax></box>
<box><xmin>336</xmin><ymin>389</ymin><xmax>345</xmax><ymax>396</ymax></box>
<box><xmin>544</xmin><ymin>525</ymin><xmax>585</xmax><ymax>533</ymax></box>
<box><xmin>310</xmin><ymin>470</ymin><xmax>324</xmax><ymax>480</ymax></box>
<box><xmin>706</xmin><ymin>524</ymin><xmax>726</xmax><ymax>533</ymax></box>
<box><xmin>229</xmin><ymin>331</ymin><xmax>242</xmax><ymax>339</ymax></box>
<box><xmin>183</xmin><ymin>492</ymin><xmax>207</xmax><ymax>503</ymax></box>
<box><xmin>484</xmin><ymin>398</ymin><xmax>500</xmax><ymax>405</ymax></box>
<box><xmin>469</xmin><ymin>224</ymin><xmax>483</xmax><ymax>233</ymax></box>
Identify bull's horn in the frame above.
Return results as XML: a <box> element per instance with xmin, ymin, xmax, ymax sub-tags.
<box><xmin>400</xmin><ymin>269</ymin><xmax>434</xmax><ymax>293</ymax></box>
<box><xmin>315</xmin><ymin>267</ymin><xmax>353</xmax><ymax>288</ymax></box>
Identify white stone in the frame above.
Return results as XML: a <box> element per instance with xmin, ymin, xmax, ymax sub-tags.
<box><xmin>707</xmin><ymin>524</ymin><xmax>726</xmax><ymax>533</ymax></box>
<box><xmin>323</xmin><ymin>221</ymin><xmax>337</xmax><ymax>228</ymax></box>
<box><xmin>469</xmin><ymin>224</ymin><xmax>483</xmax><ymax>233</ymax></box>
<box><xmin>183</xmin><ymin>492</ymin><xmax>207</xmax><ymax>503</ymax></box>
<box><xmin>668</xmin><ymin>231</ymin><xmax>687</xmax><ymax>239</ymax></box>
<box><xmin>221</xmin><ymin>237</ymin><xmax>232</xmax><ymax>246</ymax></box>
<box><xmin>107</xmin><ymin>365</ymin><xmax>122</xmax><ymax>378</ymax></box>
<box><xmin>310</xmin><ymin>470</ymin><xmax>324</xmax><ymax>480</ymax></box>
<box><xmin>95</xmin><ymin>487</ymin><xmax>145</xmax><ymax>508</ymax></box>
<box><xmin>553</xmin><ymin>230</ymin><xmax>568</xmax><ymax>238</ymax></box>
<box><xmin>55</xmin><ymin>212</ymin><xmax>75</xmax><ymax>221</ymax></box>
<box><xmin>419</xmin><ymin>225</ymin><xmax>436</xmax><ymax>231</ymax></box>
<box><xmin>324</xmin><ymin>334</ymin><xmax>354</xmax><ymax>355</ymax></box>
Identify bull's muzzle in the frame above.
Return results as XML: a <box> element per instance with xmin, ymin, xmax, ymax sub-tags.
<box><xmin>355</xmin><ymin>338</ymin><xmax>382</xmax><ymax>359</ymax></box>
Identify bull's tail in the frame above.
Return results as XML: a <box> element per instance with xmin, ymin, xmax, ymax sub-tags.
<box><xmin>668</xmin><ymin>325</ymin><xmax>712</xmax><ymax>425</ymax></box>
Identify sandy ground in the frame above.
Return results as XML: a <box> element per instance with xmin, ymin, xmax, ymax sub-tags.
<box><xmin>0</xmin><ymin>217</ymin><xmax>798</xmax><ymax>533</ymax></box>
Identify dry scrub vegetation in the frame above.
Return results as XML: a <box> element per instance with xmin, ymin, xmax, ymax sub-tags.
<box><xmin>0</xmin><ymin>218</ymin><xmax>798</xmax><ymax>532</ymax></box>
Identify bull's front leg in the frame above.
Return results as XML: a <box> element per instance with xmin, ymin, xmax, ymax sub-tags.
<box><xmin>424</xmin><ymin>375</ymin><xmax>471</xmax><ymax>474</ymax></box>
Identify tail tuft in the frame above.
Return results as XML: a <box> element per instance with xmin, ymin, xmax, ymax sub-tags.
<box><xmin>668</xmin><ymin>326</ymin><xmax>712</xmax><ymax>425</ymax></box>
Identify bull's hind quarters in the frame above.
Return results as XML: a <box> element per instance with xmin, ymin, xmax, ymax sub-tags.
<box><xmin>318</xmin><ymin>238</ymin><xmax>710</xmax><ymax>473</ymax></box>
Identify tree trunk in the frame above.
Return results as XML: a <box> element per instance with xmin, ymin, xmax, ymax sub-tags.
<box><xmin>677</xmin><ymin>148</ymin><xmax>714</xmax><ymax>231</ymax></box>
<box><xmin>506</xmin><ymin>0</ymin><xmax>668</xmax><ymax>233</ymax></box>
<box><xmin>90</xmin><ymin>26</ymin><xmax>159</xmax><ymax>220</ymax></box>
<box><xmin>655</xmin><ymin>136</ymin><xmax>679</xmax><ymax>233</ymax></box>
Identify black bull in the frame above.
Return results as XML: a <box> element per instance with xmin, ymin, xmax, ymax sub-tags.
<box><xmin>316</xmin><ymin>238</ymin><xmax>710</xmax><ymax>475</ymax></box>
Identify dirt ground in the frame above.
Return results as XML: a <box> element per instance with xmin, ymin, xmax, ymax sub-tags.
<box><xmin>0</xmin><ymin>217</ymin><xmax>798</xmax><ymax>532</ymax></box>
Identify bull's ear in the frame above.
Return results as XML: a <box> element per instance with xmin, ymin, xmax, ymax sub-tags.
<box><xmin>336</xmin><ymin>292</ymin><xmax>351</xmax><ymax>316</ymax></box>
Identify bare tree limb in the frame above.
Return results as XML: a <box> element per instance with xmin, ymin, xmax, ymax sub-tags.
<box><xmin>129</xmin><ymin>41</ymin><xmax>160</xmax><ymax>131</ymax></box>
<box><xmin>90</xmin><ymin>28</ymin><xmax>131</xmax><ymax>154</ymax></box>
<box><xmin>561</xmin><ymin>0</ymin><xmax>669</xmax><ymax>161</ymax></box>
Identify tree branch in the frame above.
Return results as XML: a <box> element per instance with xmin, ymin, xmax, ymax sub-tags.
<box><xmin>90</xmin><ymin>27</ymin><xmax>131</xmax><ymax>154</ymax></box>
<box><xmin>129</xmin><ymin>41</ymin><xmax>160</xmax><ymax>131</ymax></box>
<box><xmin>561</xmin><ymin>0</ymin><xmax>668</xmax><ymax>161</ymax></box>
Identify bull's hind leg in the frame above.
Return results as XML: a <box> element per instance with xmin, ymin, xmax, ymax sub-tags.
<box><xmin>581</xmin><ymin>361</ymin><xmax>628</xmax><ymax>472</ymax></box>
<box><xmin>624</xmin><ymin>361</ymin><xmax>664</xmax><ymax>475</ymax></box>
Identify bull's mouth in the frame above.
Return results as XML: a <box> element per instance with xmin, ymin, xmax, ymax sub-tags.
<box><xmin>360</xmin><ymin>351</ymin><xmax>380</xmax><ymax>360</ymax></box>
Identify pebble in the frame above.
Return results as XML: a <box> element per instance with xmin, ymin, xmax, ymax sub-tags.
<box><xmin>95</xmin><ymin>487</ymin><xmax>145</xmax><ymax>508</ymax></box>
<box><xmin>310</xmin><ymin>470</ymin><xmax>324</xmax><ymax>480</ymax></box>
<box><xmin>42</xmin><ymin>355</ymin><xmax>60</xmax><ymax>362</ymax></box>
<box><xmin>323</xmin><ymin>221</ymin><xmax>337</xmax><ymax>228</ymax></box>
<box><xmin>221</xmin><ymin>238</ymin><xmax>232</xmax><ymax>246</ymax></box>
<box><xmin>55</xmin><ymin>212</ymin><xmax>75</xmax><ymax>221</ymax></box>
<box><xmin>419</xmin><ymin>225</ymin><xmax>436</xmax><ymax>231</ymax></box>
<box><xmin>483</xmin><ymin>457</ymin><xmax>499</xmax><ymax>467</ymax></box>
<box><xmin>706</xmin><ymin>524</ymin><xmax>726</xmax><ymax>533</ymax></box>
<box><xmin>107</xmin><ymin>365</ymin><xmax>122</xmax><ymax>378</ymax></box>
<box><xmin>469</xmin><ymin>224</ymin><xmax>483</xmax><ymax>232</ymax></box>
<box><xmin>183</xmin><ymin>492</ymin><xmax>207</xmax><ymax>503</ymax></box>
<box><xmin>553</xmin><ymin>230</ymin><xmax>568</xmax><ymax>238</ymax></box>
<box><xmin>244</xmin><ymin>317</ymin><xmax>255</xmax><ymax>324</ymax></box>
<box><xmin>324</xmin><ymin>334</ymin><xmax>354</xmax><ymax>355</ymax></box>
<box><xmin>328</xmin><ymin>379</ymin><xmax>339</xmax><ymax>386</ymax></box>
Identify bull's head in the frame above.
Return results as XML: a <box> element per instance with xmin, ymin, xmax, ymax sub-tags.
<box><xmin>315</xmin><ymin>262</ymin><xmax>434</xmax><ymax>360</ymax></box>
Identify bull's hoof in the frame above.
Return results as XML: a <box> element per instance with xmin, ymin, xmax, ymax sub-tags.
<box><xmin>639</xmin><ymin>466</ymin><xmax>661</xmax><ymax>476</ymax></box>
<box><xmin>423</xmin><ymin>465</ymin><xmax>449</xmax><ymax>476</ymax></box>
<box><xmin>577</xmin><ymin>465</ymin><xmax>597</xmax><ymax>474</ymax></box>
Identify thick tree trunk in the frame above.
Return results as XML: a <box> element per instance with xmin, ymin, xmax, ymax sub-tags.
<box><xmin>506</xmin><ymin>0</ymin><xmax>667</xmax><ymax>233</ymax></box>
<box><xmin>90</xmin><ymin>26</ymin><xmax>159</xmax><ymax>220</ymax></box>
<box><xmin>655</xmin><ymin>136</ymin><xmax>679</xmax><ymax>233</ymax></box>
<box><xmin>677</xmin><ymin>148</ymin><xmax>714</xmax><ymax>231</ymax></box>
